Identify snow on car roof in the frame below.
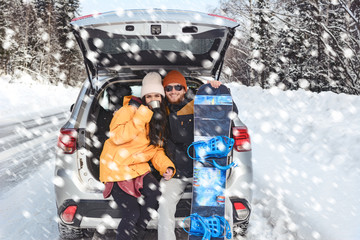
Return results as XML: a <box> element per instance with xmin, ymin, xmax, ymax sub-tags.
<box><xmin>71</xmin><ymin>9</ymin><xmax>239</xmax><ymax>28</ymax></box>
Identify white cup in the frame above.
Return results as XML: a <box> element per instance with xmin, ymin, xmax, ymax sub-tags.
<box><xmin>148</xmin><ymin>100</ymin><xmax>160</xmax><ymax>109</ymax></box>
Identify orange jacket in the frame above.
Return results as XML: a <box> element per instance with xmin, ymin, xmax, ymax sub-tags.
<box><xmin>99</xmin><ymin>96</ymin><xmax>175</xmax><ymax>183</ymax></box>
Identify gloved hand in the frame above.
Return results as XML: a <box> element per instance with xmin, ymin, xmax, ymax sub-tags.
<box><xmin>163</xmin><ymin>167</ymin><xmax>174</xmax><ymax>180</ymax></box>
<box><xmin>129</xmin><ymin>97</ymin><xmax>142</xmax><ymax>108</ymax></box>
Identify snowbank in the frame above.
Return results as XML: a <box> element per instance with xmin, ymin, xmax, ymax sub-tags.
<box><xmin>227</xmin><ymin>83</ymin><xmax>360</xmax><ymax>240</ymax></box>
<box><xmin>0</xmin><ymin>73</ymin><xmax>79</xmax><ymax>124</ymax></box>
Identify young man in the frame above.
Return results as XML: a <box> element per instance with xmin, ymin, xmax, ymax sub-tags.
<box><xmin>157</xmin><ymin>70</ymin><xmax>221</xmax><ymax>240</ymax></box>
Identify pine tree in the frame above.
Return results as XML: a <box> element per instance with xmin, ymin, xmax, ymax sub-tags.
<box><xmin>251</xmin><ymin>0</ymin><xmax>277</xmax><ymax>88</ymax></box>
<box><xmin>21</xmin><ymin>2</ymin><xmax>42</xmax><ymax>70</ymax></box>
<box><xmin>32</xmin><ymin>0</ymin><xmax>56</xmax><ymax>82</ymax></box>
<box><xmin>0</xmin><ymin>0</ymin><xmax>17</xmax><ymax>74</ymax></box>
<box><xmin>217</xmin><ymin>0</ymin><xmax>253</xmax><ymax>85</ymax></box>
<box><xmin>275</xmin><ymin>0</ymin><xmax>309</xmax><ymax>90</ymax></box>
<box><xmin>218</xmin><ymin>0</ymin><xmax>359</xmax><ymax>94</ymax></box>
<box><xmin>54</xmin><ymin>0</ymin><xmax>83</xmax><ymax>85</ymax></box>
<box><xmin>339</xmin><ymin>0</ymin><xmax>360</xmax><ymax>93</ymax></box>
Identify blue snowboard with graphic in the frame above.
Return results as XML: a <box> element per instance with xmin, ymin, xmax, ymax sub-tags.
<box><xmin>188</xmin><ymin>84</ymin><xmax>234</xmax><ymax>240</ymax></box>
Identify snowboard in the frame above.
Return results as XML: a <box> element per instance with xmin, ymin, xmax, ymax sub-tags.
<box><xmin>187</xmin><ymin>84</ymin><xmax>234</xmax><ymax>240</ymax></box>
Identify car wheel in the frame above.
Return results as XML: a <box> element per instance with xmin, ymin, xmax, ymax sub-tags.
<box><xmin>58</xmin><ymin>222</ymin><xmax>85</xmax><ymax>239</ymax></box>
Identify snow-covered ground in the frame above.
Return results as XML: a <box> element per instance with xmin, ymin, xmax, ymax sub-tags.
<box><xmin>0</xmin><ymin>73</ymin><xmax>359</xmax><ymax>240</ymax></box>
<box><xmin>0</xmin><ymin>73</ymin><xmax>79</xmax><ymax>240</ymax></box>
<box><xmin>231</xmin><ymin>83</ymin><xmax>360</xmax><ymax>240</ymax></box>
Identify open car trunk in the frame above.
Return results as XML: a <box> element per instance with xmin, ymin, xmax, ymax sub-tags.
<box><xmin>70</xmin><ymin>9</ymin><xmax>238</xmax><ymax>89</ymax></box>
<box><xmin>85</xmin><ymin>78</ymin><xmax>204</xmax><ymax>181</ymax></box>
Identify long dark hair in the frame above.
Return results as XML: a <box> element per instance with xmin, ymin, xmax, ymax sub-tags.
<box><xmin>142</xmin><ymin>95</ymin><xmax>168</xmax><ymax>147</ymax></box>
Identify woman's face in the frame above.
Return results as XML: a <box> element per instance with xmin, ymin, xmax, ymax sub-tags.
<box><xmin>144</xmin><ymin>93</ymin><xmax>162</xmax><ymax>104</ymax></box>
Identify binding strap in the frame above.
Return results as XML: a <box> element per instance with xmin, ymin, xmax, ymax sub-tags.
<box><xmin>183</xmin><ymin>213</ymin><xmax>232</xmax><ymax>240</ymax></box>
<box><xmin>187</xmin><ymin>136</ymin><xmax>237</xmax><ymax>171</ymax></box>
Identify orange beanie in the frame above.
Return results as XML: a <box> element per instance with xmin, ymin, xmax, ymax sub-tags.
<box><xmin>162</xmin><ymin>70</ymin><xmax>187</xmax><ymax>91</ymax></box>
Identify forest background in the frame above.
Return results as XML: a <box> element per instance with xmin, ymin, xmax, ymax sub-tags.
<box><xmin>0</xmin><ymin>0</ymin><xmax>359</xmax><ymax>95</ymax></box>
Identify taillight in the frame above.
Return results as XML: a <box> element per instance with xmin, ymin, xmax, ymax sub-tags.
<box><xmin>234</xmin><ymin>202</ymin><xmax>246</xmax><ymax>210</ymax></box>
<box><xmin>232</xmin><ymin>126</ymin><xmax>251</xmax><ymax>152</ymax></box>
<box><xmin>233</xmin><ymin>200</ymin><xmax>250</xmax><ymax>221</ymax></box>
<box><xmin>61</xmin><ymin>205</ymin><xmax>77</xmax><ymax>223</ymax></box>
<box><xmin>57</xmin><ymin>128</ymin><xmax>77</xmax><ymax>154</ymax></box>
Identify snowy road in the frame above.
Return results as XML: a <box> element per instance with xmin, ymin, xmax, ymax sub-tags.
<box><xmin>0</xmin><ymin>108</ymin><xmax>69</xmax><ymax>240</ymax></box>
<box><xmin>0</xmin><ymin>111</ymin><xmax>68</xmax><ymax>193</ymax></box>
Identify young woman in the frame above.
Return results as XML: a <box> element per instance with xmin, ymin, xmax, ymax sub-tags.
<box><xmin>99</xmin><ymin>72</ymin><xmax>175</xmax><ymax>240</ymax></box>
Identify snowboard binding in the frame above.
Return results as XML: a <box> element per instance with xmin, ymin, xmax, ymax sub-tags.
<box><xmin>187</xmin><ymin>136</ymin><xmax>237</xmax><ymax>170</ymax></box>
<box><xmin>188</xmin><ymin>136</ymin><xmax>234</xmax><ymax>159</ymax></box>
<box><xmin>183</xmin><ymin>213</ymin><xmax>232</xmax><ymax>240</ymax></box>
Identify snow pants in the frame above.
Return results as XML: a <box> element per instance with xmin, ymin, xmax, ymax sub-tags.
<box><xmin>157</xmin><ymin>177</ymin><xmax>192</xmax><ymax>240</ymax></box>
<box><xmin>111</xmin><ymin>173</ymin><xmax>161</xmax><ymax>240</ymax></box>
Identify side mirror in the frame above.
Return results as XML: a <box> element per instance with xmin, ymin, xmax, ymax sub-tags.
<box><xmin>70</xmin><ymin>104</ymin><xmax>74</xmax><ymax>112</ymax></box>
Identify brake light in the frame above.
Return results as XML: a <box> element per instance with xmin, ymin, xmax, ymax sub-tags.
<box><xmin>232</xmin><ymin>200</ymin><xmax>250</xmax><ymax>221</ymax></box>
<box><xmin>208</xmin><ymin>14</ymin><xmax>237</xmax><ymax>22</ymax></box>
<box><xmin>61</xmin><ymin>205</ymin><xmax>77</xmax><ymax>223</ymax></box>
<box><xmin>71</xmin><ymin>13</ymin><xmax>101</xmax><ymax>22</ymax></box>
<box><xmin>232</xmin><ymin>126</ymin><xmax>251</xmax><ymax>152</ymax></box>
<box><xmin>57</xmin><ymin>128</ymin><xmax>77</xmax><ymax>154</ymax></box>
<box><xmin>234</xmin><ymin>202</ymin><xmax>246</xmax><ymax>210</ymax></box>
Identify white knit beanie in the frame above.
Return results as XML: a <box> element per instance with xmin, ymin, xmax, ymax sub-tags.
<box><xmin>140</xmin><ymin>72</ymin><xmax>165</xmax><ymax>97</ymax></box>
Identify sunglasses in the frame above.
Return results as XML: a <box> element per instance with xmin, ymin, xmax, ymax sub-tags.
<box><xmin>164</xmin><ymin>84</ymin><xmax>184</xmax><ymax>92</ymax></box>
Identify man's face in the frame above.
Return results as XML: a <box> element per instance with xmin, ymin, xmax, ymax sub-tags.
<box><xmin>164</xmin><ymin>83</ymin><xmax>186</xmax><ymax>104</ymax></box>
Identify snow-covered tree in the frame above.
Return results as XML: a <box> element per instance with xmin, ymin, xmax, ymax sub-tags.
<box><xmin>54</xmin><ymin>0</ymin><xmax>83</xmax><ymax>85</ymax></box>
<box><xmin>217</xmin><ymin>0</ymin><xmax>254</xmax><ymax>85</ymax></box>
<box><xmin>0</xmin><ymin>0</ymin><xmax>82</xmax><ymax>86</ymax></box>
<box><xmin>0</xmin><ymin>0</ymin><xmax>18</xmax><ymax>75</ymax></box>
<box><xmin>218</xmin><ymin>0</ymin><xmax>359</xmax><ymax>94</ymax></box>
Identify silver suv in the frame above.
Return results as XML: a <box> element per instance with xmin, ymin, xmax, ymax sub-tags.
<box><xmin>55</xmin><ymin>9</ymin><xmax>252</xmax><ymax>239</ymax></box>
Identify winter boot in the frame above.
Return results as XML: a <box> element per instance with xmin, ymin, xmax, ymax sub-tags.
<box><xmin>131</xmin><ymin>225</ymin><xmax>147</xmax><ymax>240</ymax></box>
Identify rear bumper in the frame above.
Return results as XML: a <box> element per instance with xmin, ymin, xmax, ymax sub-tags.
<box><xmin>57</xmin><ymin>197</ymin><xmax>250</xmax><ymax>233</ymax></box>
<box><xmin>57</xmin><ymin>198</ymin><xmax>192</xmax><ymax>229</ymax></box>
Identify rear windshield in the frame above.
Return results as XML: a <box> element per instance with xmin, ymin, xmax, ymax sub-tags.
<box><xmin>81</xmin><ymin>28</ymin><xmax>225</xmax><ymax>68</ymax></box>
<box><xmin>100</xmin><ymin>38</ymin><xmax>215</xmax><ymax>55</ymax></box>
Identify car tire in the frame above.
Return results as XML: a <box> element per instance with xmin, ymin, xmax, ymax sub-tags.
<box><xmin>58</xmin><ymin>222</ymin><xmax>85</xmax><ymax>239</ymax></box>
